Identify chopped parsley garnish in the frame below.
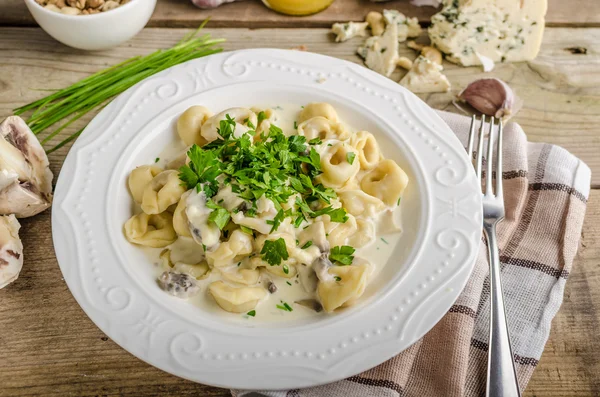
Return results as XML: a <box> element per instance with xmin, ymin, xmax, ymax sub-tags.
<box><xmin>277</xmin><ymin>301</ymin><xmax>293</xmax><ymax>311</ymax></box>
<box><xmin>247</xmin><ymin>310</ymin><xmax>256</xmax><ymax>317</ymax></box>
<box><xmin>397</xmin><ymin>197</ymin><xmax>401</xmax><ymax>206</ymax></box>
<box><xmin>286</xmin><ymin>281</ymin><xmax>292</xmax><ymax>286</ymax></box>
<box><xmin>257</xmin><ymin>111</ymin><xmax>267</xmax><ymax>127</ymax></box>
<box><xmin>334</xmin><ymin>276</ymin><xmax>342</xmax><ymax>282</ymax></box>
<box><xmin>308</xmin><ymin>137</ymin><xmax>322</xmax><ymax>145</ymax></box>
<box><xmin>381</xmin><ymin>237</ymin><xmax>389</xmax><ymax>244</ymax></box>
<box><xmin>206</xmin><ymin>199</ymin><xmax>231</xmax><ymax>230</ymax></box>
<box><xmin>155</xmin><ymin>157</ymin><xmax>160</xmax><ymax>163</ymax></box>
<box><xmin>312</xmin><ymin>206</ymin><xmax>349</xmax><ymax>223</ymax></box>
<box><xmin>293</xmin><ymin>121</ymin><xmax>298</xmax><ymax>129</ymax></box>
<box><xmin>301</xmin><ymin>241</ymin><xmax>313</xmax><ymax>249</ymax></box>
<box><xmin>240</xmin><ymin>225</ymin><xmax>254</xmax><ymax>235</ymax></box>
<box><xmin>178</xmin><ymin>113</ymin><xmax>351</xmax><ymax>236</ymax></box>
<box><xmin>346</xmin><ymin>152</ymin><xmax>356</xmax><ymax>165</ymax></box>
<box><xmin>283</xmin><ymin>264</ymin><xmax>289</xmax><ymax>274</ymax></box>
<box><xmin>330</xmin><ymin>245</ymin><xmax>355</xmax><ymax>266</ymax></box>
<box><xmin>260</xmin><ymin>238</ymin><xmax>289</xmax><ymax>266</ymax></box>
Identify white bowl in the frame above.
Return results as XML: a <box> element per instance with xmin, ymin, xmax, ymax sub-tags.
<box><xmin>24</xmin><ymin>0</ymin><xmax>156</xmax><ymax>51</ymax></box>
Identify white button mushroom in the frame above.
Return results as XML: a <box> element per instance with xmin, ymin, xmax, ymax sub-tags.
<box><xmin>0</xmin><ymin>215</ymin><xmax>24</xmax><ymax>289</ymax></box>
<box><xmin>0</xmin><ymin>116</ymin><xmax>53</xmax><ymax>218</ymax></box>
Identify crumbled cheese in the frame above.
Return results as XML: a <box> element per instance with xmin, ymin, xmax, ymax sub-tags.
<box><xmin>357</xmin><ymin>21</ymin><xmax>399</xmax><ymax>77</ymax></box>
<box><xmin>428</xmin><ymin>0</ymin><xmax>547</xmax><ymax>66</ymax></box>
<box><xmin>331</xmin><ymin>22</ymin><xmax>369</xmax><ymax>42</ymax></box>
<box><xmin>383</xmin><ymin>9</ymin><xmax>422</xmax><ymax>42</ymax></box>
<box><xmin>400</xmin><ymin>55</ymin><xmax>451</xmax><ymax>93</ymax></box>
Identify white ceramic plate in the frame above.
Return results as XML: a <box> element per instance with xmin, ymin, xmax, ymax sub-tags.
<box><xmin>52</xmin><ymin>49</ymin><xmax>482</xmax><ymax>390</ymax></box>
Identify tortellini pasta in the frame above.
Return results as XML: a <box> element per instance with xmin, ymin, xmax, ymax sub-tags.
<box><xmin>317</xmin><ymin>263</ymin><xmax>371</xmax><ymax>312</ymax></box>
<box><xmin>361</xmin><ymin>159</ymin><xmax>409</xmax><ymax>206</ymax></box>
<box><xmin>316</xmin><ymin>142</ymin><xmax>360</xmax><ymax>188</ymax></box>
<box><xmin>297</xmin><ymin>117</ymin><xmax>350</xmax><ymax>141</ymax></box>
<box><xmin>205</xmin><ymin>229</ymin><xmax>254</xmax><ymax>268</ymax></box>
<box><xmin>124</xmin><ymin>102</ymin><xmax>410</xmax><ymax>318</ymax></box>
<box><xmin>250</xmin><ymin>107</ymin><xmax>277</xmax><ymax>136</ymax></box>
<box><xmin>298</xmin><ymin>102</ymin><xmax>340</xmax><ymax>123</ymax></box>
<box><xmin>347</xmin><ymin>219</ymin><xmax>376</xmax><ymax>248</ymax></box>
<box><xmin>124</xmin><ymin>212</ymin><xmax>177</xmax><ymax>247</ymax></box>
<box><xmin>323</xmin><ymin>213</ymin><xmax>358</xmax><ymax>247</ymax></box>
<box><xmin>208</xmin><ymin>281</ymin><xmax>267</xmax><ymax>313</ymax></box>
<box><xmin>141</xmin><ymin>170</ymin><xmax>186</xmax><ymax>215</ymax></box>
<box><xmin>128</xmin><ymin>165</ymin><xmax>162</xmax><ymax>204</ymax></box>
<box><xmin>172</xmin><ymin>191</ymin><xmax>192</xmax><ymax>237</ymax></box>
<box><xmin>337</xmin><ymin>189</ymin><xmax>385</xmax><ymax>217</ymax></box>
<box><xmin>220</xmin><ymin>268</ymin><xmax>261</xmax><ymax>285</ymax></box>
<box><xmin>350</xmin><ymin>131</ymin><xmax>382</xmax><ymax>170</ymax></box>
<box><xmin>177</xmin><ymin>105</ymin><xmax>213</xmax><ymax>146</ymax></box>
<box><xmin>201</xmin><ymin>108</ymin><xmax>257</xmax><ymax>143</ymax></box>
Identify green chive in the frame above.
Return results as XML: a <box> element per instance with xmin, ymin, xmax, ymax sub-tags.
<box><xmin>14</xmin><ymin>23</ymin><xmax>224</xmax><ymax>154</ymax></box>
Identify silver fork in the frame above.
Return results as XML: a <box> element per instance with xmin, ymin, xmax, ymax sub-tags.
<box><xmin>467</xmin><ymin>115</ymin><xmax>521</xmax><ymax>397</ymax></box>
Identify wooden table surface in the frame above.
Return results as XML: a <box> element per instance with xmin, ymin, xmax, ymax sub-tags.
<box><xmin>0</xmin><ymin>1</ymin><xmax>599</xmax><ymax>396</ymax></box>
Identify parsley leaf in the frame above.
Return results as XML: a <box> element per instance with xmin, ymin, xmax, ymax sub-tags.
<box><xmin>301</xmin><ymin>241</ymin><xmax>313</xmax><ymax>249</ymax></box>
<box><xmin>257</xmin><ymin>111</ymin><xmax>267</xmax><ymax>127</ymax></box>
<box><xmin>330</xmin><ymin>245</ymin><xmax>355</xmax><ymax>266</ymax></box>
<box><xmin>288</xmin><ymin>135</ymin><xmax>307</xmax><ymax>153</ymax></box>
<box><xmin>178</xmin><ymin>165</ymin><xmax>198</xmax><ymax>189</ymax></box>
<box><xmin>206</xmin><ymin>200</ymin><xmax>231</xmax><ymax>230</ymax></box>
<box><xmin>312</xmin><ymin>206</ymin><xmax>348</xmax><ymax>223</ymax></box>
<box><xmin>240</xmin><ymin>225</ymin><xmax>254</xmax><ymax>235</ymax></box>
<box><xmin>247</xmin><ymin>310</ymin><xmax>256</xmax><ymax>317</ymax></box>
<box><xmin>346</xmin><ymin>152</ymin><xmax>356</xmax><ymax>165</ymax></box>
<box><xmin>217</xmin><ymin>114</ymin><xmax>236</xmax><ymax>139</ymax></box>
<box><xmin>260</xmin><ymin>238</ymin><xmax>289</xmax><ymax>266</ymax></box>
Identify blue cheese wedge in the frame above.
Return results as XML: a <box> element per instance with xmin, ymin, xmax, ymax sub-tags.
<box><xmin>429</xmin><ymin>0</ymin><xmax>547</xmax><ymax>67</ymax></box>
<box><xmin>357</xmin><ymin>21</ymin><xmax>399</xmax><ymax>77</ymax></box>
<box><xmin>331</xmin><ymin>22</ymin><xmax>369</xmax><ymax>42</ymax></box>
<box><xmin>382</xmin><ymin>9</ymin><xmax>422</xmax><ymax>42</ymax></box>
<box><xmin>400</xmin><ymin>55</ymin><xmax>451</xmax><ymax>93</ymax></box>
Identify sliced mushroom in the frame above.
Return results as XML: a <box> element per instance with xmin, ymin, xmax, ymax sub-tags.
<box><xmin>295</xmin><ymin>299</ymin><xmax>323</xmax><ymax>313</ymax></box>
<box><xmin>0</xmin><ymin>215</ymin><xmax>24</xmax><ymax>289</ymax></box>
<box><xmin>312</xmin><ymin>252</ymin><xmax>334</xmax><ymax>283</ymax></box>
<box><xmin>0</xmin><ymin>116</ymin><xmax>53</xmax><ymax>218</ymax></box>
<box><xmin>158</xmin><ymin>271</ymin><xmax>200</xmax><ymax>299</ymax></box>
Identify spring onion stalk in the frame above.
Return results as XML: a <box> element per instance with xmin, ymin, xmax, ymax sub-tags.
<box><xmin>14</xmin><ymin>22</ymin><xmax>224</xmax><ymax>154</ymax></box>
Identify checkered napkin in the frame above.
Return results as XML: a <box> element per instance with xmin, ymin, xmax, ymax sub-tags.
<box><xmin>232</xmin><ymin>111</ymin><xmax>591</xmax><ymax>397</ymax></box>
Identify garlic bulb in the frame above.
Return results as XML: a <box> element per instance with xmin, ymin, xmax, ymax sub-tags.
<box><xmin>0</xmin><ymin>116</ymin><xmax>53</xmax><ymax>218</ymax></box>
<box><xmin>458</xmin><ymin>78</ymin><xmax>519</xmax><ymax>119</ymax></box>
<box><xmin>0</xmin><ymin>215</ymin><xmax>23</xmax><ymax>289</ymax></box>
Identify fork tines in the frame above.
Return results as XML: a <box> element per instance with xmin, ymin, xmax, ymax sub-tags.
<box><xmin>467</xmin><ymin>115</ymin><xmax>503</xmax><ymax>199</ymax></box>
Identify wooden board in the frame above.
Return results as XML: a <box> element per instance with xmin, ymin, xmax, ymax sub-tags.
<box><xmin>2</xmin><ymin>0</ymin><xmax>600</xmax><ymax>28</ymax></box>
<box><xmin>0</xmin><ymin>27</ymin><xmax>598</xmax><ymax>396</ymax></box>
<box><xmin>0</xmin><ymin>27</ymin><xmax>598</xmax><ymax>185</ymax></box>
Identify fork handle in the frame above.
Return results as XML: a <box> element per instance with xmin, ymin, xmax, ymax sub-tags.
<box><xmin>484</xmin><ymin>223</ymin><xmax>521</xmax><ymax>397</ymax></box>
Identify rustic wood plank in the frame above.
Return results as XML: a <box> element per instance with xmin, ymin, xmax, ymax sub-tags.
<box><xmin>0</xmin><ymin>27</ymin><xmax>598</xmax><ymax>185</ymax></box>
<box><xmin>2</xmin><ymin>0</ymin><xmax>600</xmax><ymax>28</ymax></box>
<box><xmin>0</xmin><ymin>27</ymin><xmax>598</xmax><ymax>396</ymax></box>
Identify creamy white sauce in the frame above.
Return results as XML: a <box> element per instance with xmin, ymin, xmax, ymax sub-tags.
<box><xmin>146</xmin><ymin>104</ymin><xmax>405</xmax><ymax>324</ymax></box>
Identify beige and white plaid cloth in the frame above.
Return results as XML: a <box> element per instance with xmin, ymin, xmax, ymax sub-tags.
<box><xmin>233</xmin><ymin>111</ymin><xmax>591</xmax><ymax>397</ymax></box>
